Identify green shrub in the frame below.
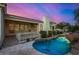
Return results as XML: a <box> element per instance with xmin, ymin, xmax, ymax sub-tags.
<box><xmin>56</xmin><ymin>31</ymin><xmax>63</xmax><ymax>34</ymax></box>
<box><xmin>40</xmin><ymin>31</ymin><xmax>47</xmax><ymax>38</ymax></box>
<box><xmin>48</xmin><ymin>31</ymin><xmax>53</xmax><ymax>37</ymax></box>
<box><xmin>52</xmin><ymin>31</ymin><xmax>57</xmax><ymax>35</ymax></box>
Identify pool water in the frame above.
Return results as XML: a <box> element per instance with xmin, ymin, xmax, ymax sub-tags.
<box><xmin>33</xmin><ymin>37</ymin><xmax>71</xmax><ymax>55</ymax></box>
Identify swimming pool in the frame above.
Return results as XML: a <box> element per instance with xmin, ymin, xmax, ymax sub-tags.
<box><xmin>33</xmin><ymin>37</ymin><xmax>71</xmax><ymax>55</ymax></box>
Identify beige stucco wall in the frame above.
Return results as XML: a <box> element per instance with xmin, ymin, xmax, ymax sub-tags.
<box><xmin>37</xmin><ymin>23</ymin><xmax>43</xmax><ymax>32</ymax></box>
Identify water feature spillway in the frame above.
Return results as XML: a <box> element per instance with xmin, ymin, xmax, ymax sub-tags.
<box><xmin>33</xmin><ymin>37</ymin><xmax>71</xmax><ymax>55</ymax></box>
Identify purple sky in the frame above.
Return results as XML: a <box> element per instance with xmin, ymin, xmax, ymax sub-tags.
<box><xmin>7</xmin><ymin>3</ymin><xmax>79</xmax><ymax>24</ymax></box>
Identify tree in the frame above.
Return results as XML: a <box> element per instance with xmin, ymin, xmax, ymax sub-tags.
<box><xmin>75</xmin><ymin>8</ymin><xmax>79</xmax><ymax>26</ymax></box>
<box><xmin>56</xmin><ymin>22</ymin><xmax>70</xmax><ymax>29</ymax></box>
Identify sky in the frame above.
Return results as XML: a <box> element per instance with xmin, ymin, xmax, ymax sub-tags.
<box><xmin>7</xmin><ymin>3</ymin><xmax>79</xmax><ymax>25</ymax></box>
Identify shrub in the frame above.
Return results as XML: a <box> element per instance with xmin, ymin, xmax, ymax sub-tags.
<box><xmin>52</xmin><ymin>31</ymin><xmax>57</xmax><ymax>35</ymax></box>
<box><xmin>48</xmin><ymin>31</ymin><xmax>53</xmax><ymax>37</ymax></box>
<box><xmin>40</xmin><ymin>31</ymin><xmax>47</xmax><ymax>38</ymax></box>
<box><xmin>56</xmin><ymin>31</ymin><xmax>63</xmax><ymax>34</ymax></box>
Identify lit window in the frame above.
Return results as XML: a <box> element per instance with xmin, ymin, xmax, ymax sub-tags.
<box><xmin>9</xmin><ymin>23</ymin><xmax>14</xmax><ymax>33</ymax></box>
<box><xmin>25</xmin><ymin>25</ymin><xmax>27</xmax><ymax>31</ymax></box>
<box><xmin>20</xmin><ymin>24</ymin><xmax>24</xmax><ymax>32</ymax></box>
<box><xmin>15</xmin><ymin>24</ymin><xmax>19</xmax><ymax>32</ymax></box>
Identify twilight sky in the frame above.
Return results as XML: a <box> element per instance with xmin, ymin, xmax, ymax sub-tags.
<box><xmin>7</xmin><ymin>3</ymin><xmax>79</xmax><ymax>24</ymax></box>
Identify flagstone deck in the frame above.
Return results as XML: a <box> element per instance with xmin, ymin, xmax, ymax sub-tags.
<box><xmin>0</xmin><ymin>41</ymin><xmax>44</xmax><ymax>55</ymax></box>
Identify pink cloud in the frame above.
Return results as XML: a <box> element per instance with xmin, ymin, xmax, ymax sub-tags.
<box><xmin>50</xmin><ymin>14</ymin><xmax>64</xmax><ymax>23</ymax></box>
<box><xmin>7</xmin><ymin>3</ymin><xmax>44</xmax><ymax>20</ymax></box>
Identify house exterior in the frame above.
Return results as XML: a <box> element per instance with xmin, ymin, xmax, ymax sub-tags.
<box><xmin>0</xmin><ymin>3</ymin><xmax>56</xmax><ymax>47</ymax></box>
<box><xmin>5</xmin><ymin>14</ymin><xmax>56</xmax><ymax>37</ymax></box>
<box><xmin>5</xmin><ymin>14</ymin><xmax>43</xmax><ymax>37</ymax></box>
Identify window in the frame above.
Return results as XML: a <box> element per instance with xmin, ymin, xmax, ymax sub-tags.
<box><xmin>20</xmin><ymin>24</ymin><xmax>24</xmax><ymax>32</ymax></box>
<box><xmin>25</xmin><ymin>25</ymin><xmax>27</xmax><ymax>31</ymax></box>
<box><xmin>9</xmin><ymin>23</ymin><xmax>14</xmax><ymax>33</ymax></box>
<box><xmin>15</xmin><ymin>24</ymin><xmax>19</xmax><ymax>32</ymax></box>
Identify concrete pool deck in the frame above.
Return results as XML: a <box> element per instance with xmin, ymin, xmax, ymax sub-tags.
<box><xmin>0</xmin><ymin>41</ymin><xmax>75</xmax><ymax>55</ymax></box>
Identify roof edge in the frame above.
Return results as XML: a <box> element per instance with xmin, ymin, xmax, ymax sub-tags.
<box><xmin>5</xmin><ymin>14</ymin><xmax>43</xmax><ymax>23</ymax></box>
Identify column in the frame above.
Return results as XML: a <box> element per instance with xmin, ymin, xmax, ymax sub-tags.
<box><xmin>0</xmin><ymin>4</ymin><xmax>6</xmax><ymax>48</ymax></box>
<box><xmin>42</xmin><ymin>16</ymin><xmax>51</xmax><ymax>31</ymax></box>
<box><xmin>37</xmin><ymin>23</ymin><xmax>41</xmax><ymax>32</ymax></box>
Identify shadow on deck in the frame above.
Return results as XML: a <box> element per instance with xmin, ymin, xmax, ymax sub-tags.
<box><xmin>2</xmin><ymin>36</ymin><xmax>18</xmax><ymax>48</ymax></box>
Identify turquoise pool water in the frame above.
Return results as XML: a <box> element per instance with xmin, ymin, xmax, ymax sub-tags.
<box><xmin>33</xmin><ymin>37</ymin><xmax>71</xmax><ymax>55</ymax></box>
